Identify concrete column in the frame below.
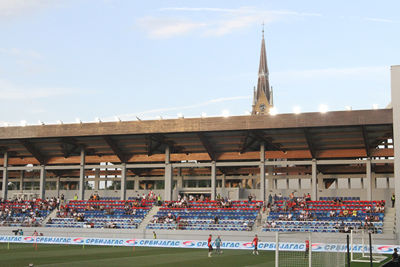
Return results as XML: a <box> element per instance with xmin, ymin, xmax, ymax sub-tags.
<box><xmin>348</xmin><ymin>178</ymin><xmax>351</xmax><ymax>189</ymax></box>
<box><xmin>79</xmin><ymin>148</ymin><xmax>85</xmax><ymax>200</ymax></box>
<box><xmin>164</xmin><ymin>146</ymin><xmax>173</xmax><ymax>201</ymax></box>
<box><xmin>317</xmin><ymin>173</ymin><xmax>323</xmax><ymax>191</ymax></box>
<box><xmin>94</xmin><ymin>168</ymin><xmax>100</xmax><ymax>190</ymax></box>
<box><xmin>177</xmin><ymin>176</ymin><xmax>183</xmax><ymax>190</ymax></box>
<box><xmin>222</xmin><ymin>174</ymin><xmax>226</xmax><ymax>189</ymax></box>
<box><xmin>20</xmin><ymin>170</ymin><xmax>24</xmax><ymax>193</ymax></box>
<box><xmin>120</xmin><ymin>163</ymin><xmax>127</xmax><ymax>200</ymax></box>
<box><xmin>259</xmin><ymin>143</ymin><xmax>266</xmax><ymax>201</ymax></box>
<box><xmin>373</xmin><ymin>173</ymin><xmax>376</xmax><ymax>189</ymax></box>
<box><xmin>311</xmin><ymin>159</ymin><xmax>317</xmax><ymax>201</ymax></box>
<box><xmin>366</xmin><ymin>158</ymin><xmax>372</xmax><ymax>201</ymax></box>
<box><xmin>56</xmin><ymin>177</ymin><xmax>60</xmax><ymax>197</ymax></box>
<box><xmin>391</xmin><ymin>65</ymin><xmax>400</xmax><ymax>239</ymax></box>
<box><xmin>211</xmin><ymin>161</ymin><xmax>216</xmax><ymax>200</ymax></box>
<box><xmin>267</xmin><ymin>166</ymin><xmax>273</xmax><ymax>192</ymax></box>
<box><xmin>39</xmin><ymin>165</ymin><xmax>46</xmax><ymax>199</ymax></box>
<box><xmin>2</xmin><ymin>151</ymin><xmax>8</xmax><ymax>200</ymax></box>
<box><xmin>134</xmin><ymin>177</ymin><xmax>140</xmax><ymax>191</ymax></box>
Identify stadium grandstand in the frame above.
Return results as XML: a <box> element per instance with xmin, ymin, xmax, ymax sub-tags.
<box><xmin>1</xmin><ymin>31</ymin><xmax>400</xmax><ymax>266</ymax></box>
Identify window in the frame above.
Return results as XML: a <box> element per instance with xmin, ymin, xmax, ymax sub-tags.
<box><xmin>127</xmin><ymin>181</ymin><xmax>134</xmax><ymax>190</ymax></box>
<box><xmin>45</xmin><ymin>182</ymin><xmax>57</xmax><ymax>190</ymax></box>
<box><xmin>8</xmin><ymin>182</ymin><xmax>20</xmax><ymax>190</ymax></box>
<box><xmin>155</xmin><ymin>180</ymin><xmax>164</xmax><ymax>189</ymax></box>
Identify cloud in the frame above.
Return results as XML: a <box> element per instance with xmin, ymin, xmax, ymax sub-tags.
<box><xmin>0</xmin><ymin>47</ymin><xmax>45</xmax><ymax>74</ymax></box>
<box><xmin>364</xmin><ymin>17</ymin><xmax>400</xmax><ymax>24</ymax></box>
<box><xmin>0</xmin><ymin>47</ymin><xmax>42</xmax><ymax>59</ymax></box>
<box><xmin>137</xmin><ymin>17</ymin><xmax>207</xmax><ymax>39</ymax></box>
<box><xmin>0</xmin><ymin>0</ymin><xmax>55</xmax><ymax>18</ymax></box>
<box><xmin>0</xmin><ymin>78</ymin><xmax>84</xmax><ymax>100</ymax></box>
<box><xmin>137</xmin><ymin>7</ymin><xmax>321</xmax><ymax>39</ymax></box>
<box><xmin>159</xmin><ymin>7</ymin><xmax>238</xmax><ymax>13</ymax></box>
<box><xmin>273</xmin><ymin>66</ymin><xmax>388</xmax><ymax>81</ymax></box>
<box><xmin>105</xmin><ymin>95</ymin><xmax>251</xmax><ymax>120</ymax></box>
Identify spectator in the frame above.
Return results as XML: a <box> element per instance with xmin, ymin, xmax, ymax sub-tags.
<box><xmin>382</xmin><ymin>247</ymin><xmax>399</xmax><ymax>267</ymax></box>
<box><xmin>392</xmin><ymin>194</ymin><xmax>396</xmax><ymax>208</ymax></box>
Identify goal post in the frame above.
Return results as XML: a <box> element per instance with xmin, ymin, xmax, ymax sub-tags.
<box><xmin>350</xmin><ymin>229</ymin><xmax>386</xmax><ymax>263</ymax></box>
<box><xmin>275</xmin><ymin>232</ymin><xmax>345</xmax><ymax>267</ymax></box>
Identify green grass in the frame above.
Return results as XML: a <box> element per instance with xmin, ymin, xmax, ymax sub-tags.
<box><xmin>0</xmin><ymin>244</ymin><xmax>391</xmax><ymax>267</ymax></box>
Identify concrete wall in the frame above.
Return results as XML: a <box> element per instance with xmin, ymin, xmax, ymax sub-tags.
<box><xmin>7</xmin><ymin>187</ymin><xmax>392</xmax><ymax>202</ymax></box>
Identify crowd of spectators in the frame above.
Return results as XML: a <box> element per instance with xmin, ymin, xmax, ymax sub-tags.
<box><xmin>0</xmin><ymin>197</ymin><xmax>59</xmax><ymax>227</ymax></box>
<box><xmin>263</xmin><ymin>192</ymin><xmax>386</xmax><ymax>233</ymax></box>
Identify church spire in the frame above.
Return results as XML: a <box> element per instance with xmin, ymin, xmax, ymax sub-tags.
<box><xmin>252</xmin><ymin>27</ymin><xmax>273</xmax><ymax>115</ymax></box>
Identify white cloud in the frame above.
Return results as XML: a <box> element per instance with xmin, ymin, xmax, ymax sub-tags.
<box><xmin>160</xmin><ymin>7</ymin><xmax>237</xmax><ymax>13</ymax></box>
<box><xmin>0</xmin><ymin>47</ymin><xmax>42</xmax><ymax>59</ymax></box>
<box><xmin>137</xmin><ymin>17</ymin><xmax>207</xmax><ymax>39</ymax></box>
<box><xmin>137</xmin><ymin>7</ymin><xmax>322</xmax><ymax>39</ymax></box>
<box><xmin>105</xmin><ymin>95</ymin><xmax>251</xmax><ymax>120</ymax></box>
<box><xmin>364</xmin><ymin>17</ymin><xmax>400</xmax><ymax>24</ymax></box>
<box><xmin>0</xmin><ymin>0</ymin><xmax>55</xmax><ymax>17</ymax></box>
<box><xmin>273</xmin><ymin>66</ymin><xmax>388</xmax><ymax>81</ymax></box>
<box><xmin>0</xmin><ymin>78</ymin><xmax>84</xmax><ymax>100</ymax></box>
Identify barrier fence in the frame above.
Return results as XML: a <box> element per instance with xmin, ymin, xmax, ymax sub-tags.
<box><xmin>0</xmin><ymin>235</ymin><xmax>397</xmax><ymax>254</ymax></box>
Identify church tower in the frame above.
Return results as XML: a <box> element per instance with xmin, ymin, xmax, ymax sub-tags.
<box><xmin>251</xmin><ymin>28</ymin><xmax>273</xmax><ymax>115</ymax></box>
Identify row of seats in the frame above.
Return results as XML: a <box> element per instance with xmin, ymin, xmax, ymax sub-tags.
<box><xmin>45</xmin><ymin>200</ymin><xmax>154</xmax><ymax>229</ymax></box>
<box><xmin>147</xmin><ymin>200</ymin><xmax>260</xmax><ymax>231</ymax></box>
<box><xmin>264</xmin><ymin>199</ymin><xmax>385</xmax><ymax>233</ymax></box>
<box><xmin>0</xmin><ymin>199</ymin><xmax>57</xmax><ymax>227</ymax></box>
<box><xmin>319</xmin><ymin>197</ymin><xmax>361</xmax><ymax>201</ymax></box>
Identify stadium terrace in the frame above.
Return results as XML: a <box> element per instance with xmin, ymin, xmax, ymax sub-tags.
<box><xmin>0</xmin><ymin>32</ymin><xmax>400</xmax><ymax>266</ymax></box>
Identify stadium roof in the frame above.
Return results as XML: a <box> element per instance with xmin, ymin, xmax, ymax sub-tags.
<box><xmin>0</xmin><ymin>109</ymin><xmax>393</xmax><ymax>167</ymax></box>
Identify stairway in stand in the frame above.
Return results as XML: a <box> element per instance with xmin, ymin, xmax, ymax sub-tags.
<box><xmin>137</xmin><ymin>205</ymin><xmax>161</xmax><ymax>230</ymax></box>
<box><xmin>383</xmin><ymin>207</ymin><xmax>395</xmax><ymax>234</ymax></box>
<box><xmin>41</xmin><ymin>208</ymin><xmax>59</xmax><ymax>226</ymax></box>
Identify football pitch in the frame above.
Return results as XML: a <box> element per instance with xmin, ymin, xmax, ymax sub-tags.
<box><xmin>0</xmin><ymin>244</ymin><xmax>390</xmax><ymax>267</ymax></box>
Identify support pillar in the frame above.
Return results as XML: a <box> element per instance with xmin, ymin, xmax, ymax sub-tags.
<box><xmin>20</xmin><ymin>170</ymin><xmax>24</xmax><ymax>193</ymax></box>
<box><xmin>311</xmin><ymin>159</ymin><xmax>317</xmax><ymax>201</ymax></box>
<box><xmin>94</xmin><ymin>168</ymin><xmax>100</xmax><ymax>190</ymax></box>
<box><xmin>391</xmin><ymin>65</ymin><xmax>400</xmax><ymax>239</ymax></box>
<box><xmin>79</xmin><ymin>148</ymin><xmax>85</xmax><ymax>200</ymax></box>
<box><xmin>366</xmin><ymin>158</ymin><xmax>372</xmax><ymax>201</ymax></box>
<box><xmin>39</xmin><ymin>165</ymin><xmax>46</xmax><ymax>199</ymax></box>
<box><xmin>2</xmin><ymin>151</ymin><xmax>8</xmax><ymax>200</ymax></box>
<box><xmin>211</xmin><ymin>161</ymin><xmax>216</xmax><ymax>200</ymax></box>
<box><xmin>267</xmin><ymin>166</ymin><xmax>273</xmax><ymax>192</ymax></box>
<box><xmin>56</xmin><ymin>177</ymin><xmax>60</xmax><ymax>197</ymax></box>
<box><xmin>120</xmin><ymin>163</ymin><xmax>127</xmax><ymax>200</ymax></box>
<box><xmin>134</xmin><ymin>177</ymin><xmax>140</xmax><ymax>191</ymax></box>
<box><xmin>222</xmin><ymin>174</ymin><xmax>226</xmax><ymax>189</ymax></box>
<box><xmin>164</xmin><ymin>146</ymin><xmax>173</xmax><ymax>201</ymax></box>
<box><xmin>259</xmin><ymin>143</ymin><xmax>266</xmax><ymax>201</ymax></box>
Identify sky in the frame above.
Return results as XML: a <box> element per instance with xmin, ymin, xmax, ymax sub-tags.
<box><xmin>0</xmin><ymin>0</ymin><xmax>399</xmax><ymax>126</ymax></box>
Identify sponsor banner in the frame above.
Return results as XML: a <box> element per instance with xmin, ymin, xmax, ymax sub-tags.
<box><xmin>0</xmin><ymin>235</ymin><xmax>397</xmax><ymax>254</ymax></box>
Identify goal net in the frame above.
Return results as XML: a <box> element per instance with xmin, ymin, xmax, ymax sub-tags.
<box><xmin>350</xmin><ymin>229</ymin><xmax>386</xmax><ymax>263</ymax></box>
<box><xmin>275</xmin><ymin>232</ymin><xmax>345</xmax><ymax>267</ymax></box>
